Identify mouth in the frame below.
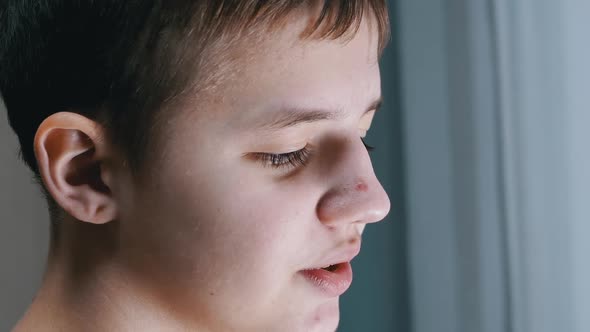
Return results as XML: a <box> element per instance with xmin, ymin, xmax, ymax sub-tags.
<box><xmin>323</xmin><ymin>264</ymin><xmax>339</xmax><ymax>272</ymax></box>
<box><xmin>299</xmin><ymin>261</ymin><xmax>354</xmax><ymax>297</ymax></box>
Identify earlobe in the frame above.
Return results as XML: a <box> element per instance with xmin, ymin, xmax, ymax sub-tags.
<box><xmin>34</xmin><ymin>112</ymin><xmax>118</xmax><ymax>224</ymax></box>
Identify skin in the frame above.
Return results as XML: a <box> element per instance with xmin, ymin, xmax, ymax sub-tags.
<box><xmin>14</xmin><ymin>12</ymin><xmax>390</xmax><ymax>332</ymax></box>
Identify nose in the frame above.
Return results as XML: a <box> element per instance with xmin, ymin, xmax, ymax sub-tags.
<box><xmin>316</xmin><ymin>135</ymin><xmax>391</xmax><ymax>229</ymax></box>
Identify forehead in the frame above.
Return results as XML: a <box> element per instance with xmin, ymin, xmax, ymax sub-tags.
<box><xmin>178</xmin><ymin>15</ymin><xmax>382</xmax><ymax>128</ymax></box>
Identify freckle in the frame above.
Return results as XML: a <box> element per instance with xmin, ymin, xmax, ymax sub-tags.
<box><xmin>210</xmin><ymin>292</ymin><xmax>215</xmax><ymax>296</ymax></box>
<box><xmin>355</xmin><ymin>182</ymin><xmax>368</xmax><ymax>192</ymax></box>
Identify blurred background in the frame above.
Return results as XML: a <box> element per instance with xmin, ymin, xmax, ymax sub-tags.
<box><xmin>2</xmin><ymin>0</ymin><xmax>590</xmax><ymax>331</ymax></box>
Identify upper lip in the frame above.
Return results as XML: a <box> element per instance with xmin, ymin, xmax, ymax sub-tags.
<box><xmin>302</xmin><ymin>240</ymin><xmax>362</xmax><ymax>270</ymax></box>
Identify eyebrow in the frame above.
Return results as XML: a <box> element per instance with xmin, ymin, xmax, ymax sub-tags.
<box><xmin>258</xmin><ymin>97</ymin><xmax>383</xmax><ymax>131</ymax></box>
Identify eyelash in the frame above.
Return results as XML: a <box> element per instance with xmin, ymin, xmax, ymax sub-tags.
<box><xmin>256</xmin><ymin>138</ymin><xmax>375</xmax><ymax>170</ymax></box>
<box><xmin>254</xmin><ymin>146</ymin><xmax>313</xmax><ymax>169</ymax></box>
<box><xmin>363</xmin><ymin>139</ymin><xmax>375</xmax><ymax>152</ymax></box>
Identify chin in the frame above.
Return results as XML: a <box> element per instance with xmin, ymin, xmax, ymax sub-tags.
<box><xmin>301</xmin><ymin>299</ymin><xmax>341</xmax><ymax>332</ymax></box>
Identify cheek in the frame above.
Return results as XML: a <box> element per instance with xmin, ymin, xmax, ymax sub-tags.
<box><xmin>136</xmin><ymin>159</ymin><xmax>311</xmax><ymax>278</ymax></box>
<box><xmin>123</xmin><ymin>139</ymin><xmax>331</xmax><ymax>326</ymax></box>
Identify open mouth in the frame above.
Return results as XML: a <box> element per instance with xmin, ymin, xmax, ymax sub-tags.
<box><xmin>322</xmin><ymin>264</ymin><xmax>340</xmax><ymax>272</ymax></box>
<box><xmin>299</xmin><ymin>262</ymin><xmax>354</xmax><ymax>297</ymax></box>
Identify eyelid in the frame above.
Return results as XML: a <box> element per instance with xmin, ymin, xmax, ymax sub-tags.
<box><xmin>251</xmin><ymin>145</ymin><xmax>313</xmax><ymax>170</ymax></box>
<box><xmin>249</xmin><ymin>109</ymin><xmax>378</xmax><ymax>170</ymax></box>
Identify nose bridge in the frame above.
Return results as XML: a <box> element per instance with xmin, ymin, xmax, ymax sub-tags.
<box><xmin>316</xmin><ymin>134</ymin><xmax>391</xmax><ymax>227</ymax></box>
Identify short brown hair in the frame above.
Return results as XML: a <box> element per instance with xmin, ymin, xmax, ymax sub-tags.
<box><xmin>0</xmin><ymin>0</ymin><xmax>390</xmax><ymax>224</ymax></box>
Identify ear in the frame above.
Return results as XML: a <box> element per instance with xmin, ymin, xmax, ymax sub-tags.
<box><xmin>34</xmin><ymin>112</ymin><xmax>118</xmax><ymax>224</ymax></box>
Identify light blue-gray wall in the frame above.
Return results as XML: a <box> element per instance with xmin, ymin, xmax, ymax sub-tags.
<box><xmin>0</xmin><ymin>101</ymin><xmax>49</xmax><ymax>331</ymax></box>
<box><xmin>398</xmin><ymin>1</ymin><xmax>590</xmax><ymax>332</ymax></box>
<box><xmin>397</xmin><ymin>1</ymin><xmax>509</xmax><ymax>332</ymax></box>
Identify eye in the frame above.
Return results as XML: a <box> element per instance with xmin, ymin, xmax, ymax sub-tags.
<box><xmin>253</xmin><ymin>146</ymin><xmax>312</xmax><ymax>169</ymax></box>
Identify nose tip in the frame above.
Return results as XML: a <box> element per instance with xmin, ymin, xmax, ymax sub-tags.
<box><xmin>360</xmin><ymin>179</ymin><xmax>391</xmax><ymax>223</ymax></box>
<box><xmin>316</xmin><ymin>176</ymin><xmax>391</xmax><ymax>227</ymax></box>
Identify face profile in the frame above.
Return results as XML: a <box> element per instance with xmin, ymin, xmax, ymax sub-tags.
<box><xmin>1</xmin><ymin>2</ymin><xmax>391</xmax><ymax>331</ymax></box>
<box><xmin>111</xmin><ymin>16</ymin><xmax>390</xmax><ymax>331</ymax></box>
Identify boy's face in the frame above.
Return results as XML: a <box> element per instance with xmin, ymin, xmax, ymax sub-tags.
<box><xmin>115</xmin><ymin>15</ymin><xmax>390</xmax><ymax>332</ymax></box>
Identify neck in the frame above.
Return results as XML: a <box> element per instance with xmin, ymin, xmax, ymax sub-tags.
<box><xmin>13</xmin><ymin>220</ymin><xmax>207</xmax><ymax>332</ymax></box>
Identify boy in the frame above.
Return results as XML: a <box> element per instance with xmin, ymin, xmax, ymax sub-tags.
<box><xmin>0</xmin><ymin>1</ymin><xmax>391</xmax><ymax>331</ymax></box>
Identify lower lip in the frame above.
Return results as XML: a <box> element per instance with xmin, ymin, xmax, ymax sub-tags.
<box><xmin>299</xmin><ymin>262</ymin><xmax>353</xmax><ymax>297</ymax></box>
